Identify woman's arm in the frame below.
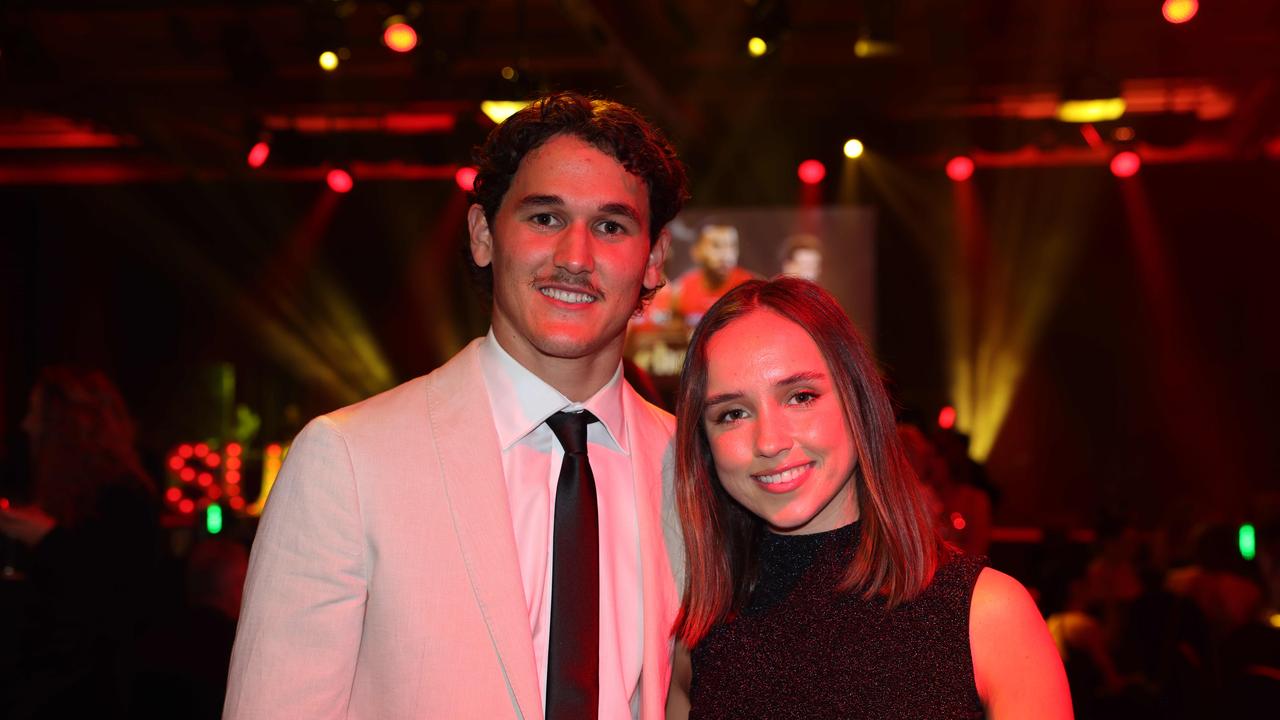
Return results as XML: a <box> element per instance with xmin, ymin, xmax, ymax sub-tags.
<box><xmin>666</xmin><ymin>641</ymin><xmax>693</xmax><ymax>720</ymax></box>
<box><xmin>970</xmin><ymin>567</ymin><xmax>1073</xmax><ymax>719</ymax></box>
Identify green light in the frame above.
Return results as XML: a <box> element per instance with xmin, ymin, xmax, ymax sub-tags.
<box><xmin>1239</xmin><ymin>523</ymin><xmax>1256</xmax><ymax>561</ymax></box>
<box><xmin>207</xmin><ymin>504</ymin><xmax>223</xmax><ymax>535</ymax></box>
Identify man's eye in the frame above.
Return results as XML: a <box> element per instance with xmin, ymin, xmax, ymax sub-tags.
<box><xmin>599</xmin><ymin>220</ymin><xmax>624</xmax><ymax>234</ymax></box>
<box><xmin>531</xmin><ymin>213</ymin><xmax>557</xmax><ymax>226</ymax></box>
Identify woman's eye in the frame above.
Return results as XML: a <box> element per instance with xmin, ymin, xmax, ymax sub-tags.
<box><xmin>790</xmin><ymin>391</ymin><xmax>817</xmax><ymax>405</ymax></box>
<box><xmin>713</xmin><ymin>408</ymin><xmax>747</xmax><ymax>424</ymax></box>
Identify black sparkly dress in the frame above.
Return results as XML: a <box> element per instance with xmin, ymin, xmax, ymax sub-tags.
<box><xmin>689</xmin><ymin>522</ymin><xmax>988</xmax><ymax>719</ymax></box>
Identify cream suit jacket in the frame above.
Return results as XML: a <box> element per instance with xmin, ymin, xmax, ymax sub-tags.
<box><xmin>224</xmin><ymin>339</ymin><xmax>682</xmax><ymax>719</ymax></box>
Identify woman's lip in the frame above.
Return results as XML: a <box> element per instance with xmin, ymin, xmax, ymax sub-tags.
<box><xmin>752</xmin><ymin>461</ymin><xmax>814</xmax><ymax>494</ymax></box>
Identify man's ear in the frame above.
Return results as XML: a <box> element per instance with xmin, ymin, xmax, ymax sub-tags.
<box><xmin>644</xmin><ymin>227</ymin><xmax>672</xmax><ymax>290</ymax></box>
<box><xmin>467</xmin><ymin>204</ymin><xmax>493</xmax><ymax>268</ymax></box>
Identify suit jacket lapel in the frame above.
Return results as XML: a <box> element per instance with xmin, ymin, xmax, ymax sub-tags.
<box><xmin>426</xmin><ymin>340</ymin><xmax>543</xmax><ymax>720</ymax></box>
<box><xmin>623</xmin><ymin>389</ymin><xmax>678</xmax><ymax>720</ymax></box>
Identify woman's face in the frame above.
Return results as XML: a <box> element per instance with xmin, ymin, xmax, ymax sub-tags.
<box><xmin>701</xmin><ymin>309</ymin><xmax>859</xmax><ymax>535</ymax></box>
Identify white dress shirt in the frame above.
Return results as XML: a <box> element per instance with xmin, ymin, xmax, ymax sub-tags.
<box><xmin>478</xmin><ymin>330</ymin><xmax>644</xmax><ymax>720</ymax></box>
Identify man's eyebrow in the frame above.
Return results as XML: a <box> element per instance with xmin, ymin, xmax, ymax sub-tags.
<box><xmin>598</xmin><ymin>202</ymin><xmax>642</xmax><ymax>223</ymax></box>
<box><xmin>515</xmin><ymin>194</ymin><xmax>564</xmax><ymax>208</ymax></box>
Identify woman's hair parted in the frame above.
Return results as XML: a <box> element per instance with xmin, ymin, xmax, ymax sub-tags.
<box><xmin>673</xmin><ymin>277</ymin><xmax>941</xmax><ymax>647</ymax></box>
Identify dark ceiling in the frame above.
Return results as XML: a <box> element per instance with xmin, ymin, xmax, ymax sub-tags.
<box><xmin>3</xmin><ymin>0</ymin><xmax>1278</xmax><ymax>189</ymax></box>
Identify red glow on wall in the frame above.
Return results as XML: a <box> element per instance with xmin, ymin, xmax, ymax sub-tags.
<box><xmin>1162</xmin><ymin>0</ymin><xmax>1198</xmax><ymax>24</ymax></box>
<box><xmin>0</xmin><ymin>498</ymin><xmax>8</xmax><ymax>510</ymax></box>
<box><xmin>179</xmin><ymin>499</ymin><xmax>195</xmax><ymax>514</ymax></box>
<box><xmin>180</xmin><ymin>467</ymin><xmax>196</xmax><ymax>482</ymax></box>
<box><xmin>797</xmin><ymin>159</ymin><xmax>826</xmax><ymax>185</ymax></box>
<box><xmin>327</xmin><ymin>168</ymin><xmax>354</xmax><ymax>193</ymax></box>
<box><xmin>455</xmin><ymin>166</ymin><xmax>478</xmax><ymax>192</ymax></box>
<box><xmin>247</xmin><ymin>141</ymin><xmax>270</xmax><ymax>169</ymax></box>
<box><xmin>383</xmin><ymin>22</ymin><xmax>418</xmax><ymax>52</ymax></box>
<box><xmin>1111</xmin><ymin>151</ymin><xmax>1141</xmax><ymax>178</ymax></box>
<box><xmin>946</xmin><ymin>156</ymin><xmax>975</xmax><ymax>182</ymax></box>
<box><xmin>938</xmin><ymin>405</ymin><xmax>957</xmax><ymax>430</ymax></box>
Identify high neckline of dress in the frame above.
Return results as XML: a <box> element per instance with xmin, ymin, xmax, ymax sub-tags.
<box><xmin>760</xmin><ymin>520</ymin><xmax>860</xmax><ymax>559</ymax></box>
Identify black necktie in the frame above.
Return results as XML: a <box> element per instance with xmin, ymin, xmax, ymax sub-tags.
<box><xmin>543</xmin><ymin>410</ymin><xmax>599</xmax><ymax>720</ymax></box>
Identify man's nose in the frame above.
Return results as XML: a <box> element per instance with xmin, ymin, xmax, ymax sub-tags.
<box><xmin>553</xmin><ymin>221</ymin><xmax>594</xmax><ymax>274</ymax></box>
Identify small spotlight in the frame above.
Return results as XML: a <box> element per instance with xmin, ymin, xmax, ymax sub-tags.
<box><xmin>327</xmin><ymin>168</ymin><xmax>354</xmax><ymax>193</ymax></box>
<box><xmin>318</xmin><ymin>51</ymin><xmax>340</xmax><ymax>71</ymax></box>
<box><xmin>500</xmin><ymin>66</ymin><xmax>517</xmax><ymax>81</ymax></box>
<box><xmin>1113</xmin><ymin>126</ymin><xmax>1135</xmax><ymax>142</ymax></box>
<box><xmin>797</xmin><ymin>159</ymin><xmax>826</xmax><ymax>185</ymax></box>
<box><xmin>383</xmin><ymin>16</ymin><xmax>418</xmax><ymax>52</ymax></box>
<box><xmin>1162</xmin><ymin>0</ymin><xmax>1198</xmax><ymax>24</ymax></box>
<box><xmin>843</xmin><ymin>139</ymin><xmax>864</xmax><ymax>159</ymax></box>
<box><xmin>747</xmin><ymin>37</ymin><xmax>768</xmax><ymax>57</ymax></box>
<box><xmin>1110</xmin><ymin>151</ymin><xmax>1141</xmax><ymax>178</ymax></box>
<box><xmin>938</xmin><ymin>405</ymin><xmax>957</xmax><ymax>430</ymax></box>
<box><xmin>946</xmin><ymin>156</ymin><xmax>975</xmax><ymax>182</ymax></box>
<box><xmin>480</xmin><ymin>100</ymin><xmax>531</xmax><ymax>124</ymax></box>
<box><xmin>455</xmin><ymin>166</ymin><xmax>478</xmax><ymax>192</ymax></box>
<box><xmin>247</xmin><ymin>141</ymin><xmax>270</xmax><ymax>169</ymax></box>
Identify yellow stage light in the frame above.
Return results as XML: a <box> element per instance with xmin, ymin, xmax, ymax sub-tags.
<box><xmin>843</xmin><ymin>139</ymin><xmax>864</xmax><ymax>159</ymax></box>
<box><xmin>747</xmin><ymin>37</ymin><xmax>768</xmax><ymax>57</ymax></box>
<box><xmin>1056</xmin><ymin>98</ymin><xmax>1126</xmax><ymax>123</ymax></box>
<box><xmin>318</xmin><ymin>51</ymin><xmax>339</xmax><ymax>71</ymax></box>
<box><xmin>481</xmin><ymin>100</ymin><xmax>531</xmax><ymax>124</ymax></box>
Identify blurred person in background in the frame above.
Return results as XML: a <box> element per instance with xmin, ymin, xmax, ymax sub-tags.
<box><xmin>0</xmin><ymin>366</ymin><xmax>160</xmax><ymax>720</ymax></box>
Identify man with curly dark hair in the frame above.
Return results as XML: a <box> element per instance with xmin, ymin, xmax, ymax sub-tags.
<box><xmin>227</xmin><ymin>92</ymin><xmax>691</xmax><ymax>720</ymax></box>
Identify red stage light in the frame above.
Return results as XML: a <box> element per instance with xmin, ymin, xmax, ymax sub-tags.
<box><xmin>208</xmin><ymin>485</ymin><xmax>223</xmax><ymax>500</ymax></box>
<box><xmin>226</xmin><ymin>443</ymin><xmax>242</xmax><ymax>457</ymax></box>
<box><xmin>267</xmin><ymin>443</ymin><xmax>282</xmax><ymax>456</ymax></box>
<box><xmin>938</xmin><ymin>405</ymin><xmax>957</xmax><ymax>430</ymax></box>
<box><xmin>180</xmin><ymin>467</ymin><xmax>196</xmax><ymax>482</ymax></box>
<box><xmin>226</xmin><ymin>470</ymin><xmax>241</xmax><ymax>484</ymax></box>
<box><xmin>946</xmin><ymin>156</ymin><xmax>975</xmax><ymax>182</ymax></box>
<box><xmin>194</xmin><ymin>443</ymin><xmax>209</xmax><ymax>458</ymax></box>
<box><xmin>327</xmin><ymin>168</ymin><xmax>354</xmax><ymax>193</ymax></box>
<box><xmin>226</xmin><ymin>457</ymin><xmax>241</xmax><ymax>471</ymax></box>
<box><xmin>247</xmin><ymin>141</ymin><xmax>270</xmax><ymax>169</ymax></box>
<box><xmin>227</xmin><ymin>484</ymin><xmax>241</xmax><ymax>496</ymax></box>
<box><xmin>165</xmin><ymin>487</ymin><xmax>182</xmax><ymax>503</ymax></box>
<box><xmin>179</xmin><ymin>499</ymin><xmax>195</xmax><ymax>514</ymax></box>
<box><xmin>1162</xmin><ymin>0</ymin><xmax>1198</xmax><ymax>24</ymax></box>
<box><xmin>198</xmin><ymin>473</ymin><xmax>214</xmax><ymax>487</ymax></box>
<box><xmin>1110</xmin><ymin>150</ymin><xmax>1141</xmax><ymax>178</ymax></box>
<box><xmin>168</xmin><ymin>455</ymin><xmax>185</xmax><ymax>471</ymax></box>
<box><xmin>383</xmin><ymin>20</ymin><xmax>418</xmax><ymax>52</ymax></box>
<box><xmin>797</xmin><ymin>159</ymin><xmax>826</xmax><ymax>185</ymax></box>
<box><xmin>178</xmin><ymin>444</ymin><xmax>193</xmax><ymax>458</ymax></box>
<box><xmin>950</xmin><ymin>512</ymin><xmax>967</xmax><ymax>531</ymax></box>
<box><xmin>206</xmin><ymin>453</ymin><xmax>221</xmax><ymax>467</ymax></box>
<box><xmin>229</xmin><ymin>496</ymin><xmax>246</xmax><ymax>510</ymax></box>
<box><xmin>455</xmin><ymin>166</ymin><xmax>478</xmax><ymax>192</ymax></box>
<box><xmin>0</xmin><ymin>498</ymin><xmax>8</xmax><ymax>510</ymax></box>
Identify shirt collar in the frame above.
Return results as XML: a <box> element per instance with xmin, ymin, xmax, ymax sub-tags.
<box><xmin>478</xmin><ymin>328</ymin><xmax>629</xmax><ymax>455</ymax></box>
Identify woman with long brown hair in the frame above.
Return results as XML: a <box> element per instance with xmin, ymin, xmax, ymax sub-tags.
<box><xmin>666</xmin><ymin>278</ymin><xmax>1070</xmax><ymax>719</ymax></box>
